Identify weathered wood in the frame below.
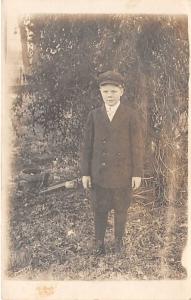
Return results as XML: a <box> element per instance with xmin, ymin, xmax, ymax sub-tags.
<box><xmin>39</xmin><ymin>178</ymin><xmax>79</xmax><ymax>195</ymax></box>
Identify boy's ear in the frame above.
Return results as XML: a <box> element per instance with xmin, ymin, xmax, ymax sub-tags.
<box><xmin>120</xmin><ymin>86</ymin><xmax>124</xmax><ymax>95</ymax></box>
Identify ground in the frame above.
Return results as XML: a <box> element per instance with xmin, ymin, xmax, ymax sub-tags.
<box><xmin>8</xmin><ymin>180</ymin><xmax>187</xmax><ymax>280</ymax></box>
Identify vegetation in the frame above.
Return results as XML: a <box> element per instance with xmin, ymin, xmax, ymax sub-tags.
<box><xmin>9</xmin><ymin>14</ymin><xmax>188</xmax><ymax>279</ymax></box>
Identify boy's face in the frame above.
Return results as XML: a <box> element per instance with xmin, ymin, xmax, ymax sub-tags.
<box><xmin>99</xmin><ymin>84</ymin><xmax>124</xmax><ymax>107</ymax></box>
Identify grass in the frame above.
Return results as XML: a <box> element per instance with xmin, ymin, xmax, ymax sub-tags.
<box><xmin>8</xmin><ymin>182</ymin><xmax>187</xmax><ymax>280</ymax></box>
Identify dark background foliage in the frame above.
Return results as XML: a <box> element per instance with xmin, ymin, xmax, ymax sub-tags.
<box><xmin>14</xmin><ymin>14</ymin><xmax>189</xmax><ymax>205</ymax></box>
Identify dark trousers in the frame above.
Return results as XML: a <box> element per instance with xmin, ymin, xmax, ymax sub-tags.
<box><xmin>91</xmin><ymin>185</ymin><xmax>132</xmax><ymax>244</ymax></box>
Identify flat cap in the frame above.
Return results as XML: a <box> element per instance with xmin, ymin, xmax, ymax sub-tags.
<box><xmin>98</xmin><ymin>70</ymin><xmax>124</xmax><ymax>87</ymax></box>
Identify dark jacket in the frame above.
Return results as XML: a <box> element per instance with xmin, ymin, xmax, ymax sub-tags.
<box><xmin>80</xmin><ymin>102</ymin><xmax>144</xmax><ymax>188</ymax></box>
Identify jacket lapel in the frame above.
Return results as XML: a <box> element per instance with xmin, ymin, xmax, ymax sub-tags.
<box><xmin>100</xmin><ymin>103</ymin><xmax>127</xmax><ymax>129</ymax></box>
<box><xmin>110</xmin><ymin>102</ymin><xmax>123</xmax><ymax>125</ymax></box>
<box><xmin>100</xmin><ymin>105</ymin><xmax>111</xmax><ymax>127</ymax></box>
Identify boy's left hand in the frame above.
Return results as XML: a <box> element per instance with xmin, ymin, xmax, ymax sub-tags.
<box><xmin>132</xmin><ymin>177</ymin><xmax>141</xmax><ymax>190</ymax></box>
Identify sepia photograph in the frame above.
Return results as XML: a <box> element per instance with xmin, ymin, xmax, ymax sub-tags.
<box><xmin>2</xmin><ymin>0</ymin><xmax>191</xmax><ymax>299</ymax></box>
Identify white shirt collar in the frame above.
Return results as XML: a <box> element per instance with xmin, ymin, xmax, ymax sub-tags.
<box><xmin>105</xmin><ymin>101</ymin><xmax>120</xmax><ymax>112</ymax></box>
<box><xmin>105</xmin><ymin>101</ymin><xmax>120</xmax><ymax>121</ymax></box>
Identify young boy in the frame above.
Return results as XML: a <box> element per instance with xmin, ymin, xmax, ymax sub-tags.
<box><xmin>80</xmin><ymin>70</ymin><xmax>143</xmax><ymax>255</ymax></box>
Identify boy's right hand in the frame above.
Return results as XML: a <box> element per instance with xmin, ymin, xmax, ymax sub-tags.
<box><xmin>82</xmin><ymin>176</ymin><xmax>92</xmax><ymax>189</ymax></box>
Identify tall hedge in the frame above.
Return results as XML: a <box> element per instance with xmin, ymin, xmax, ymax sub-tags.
<box><xmin>13</xmin><ymin>14</ymin><xmax>188</xmax><ymax>205</ymax></box>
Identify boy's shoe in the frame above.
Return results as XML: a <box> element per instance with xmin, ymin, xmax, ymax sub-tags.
<box><xmin>93</xmin><ymin>245</ymin><xmax>106</xmax><ymax>256</ymax></box>
<box><xmin>114</xmin><ymin>238</ymin><xmax>124</xmax><ymax>253</ymax></box>
<box><xmin>92</xmin><ymin>241</ymin><xmax>106</xmax><ymax>256</ymax></box>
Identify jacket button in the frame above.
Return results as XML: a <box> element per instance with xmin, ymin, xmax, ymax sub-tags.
<box><xmin>103</xmin><ymin>139</ymin><xmax>106</xmax><ymax>144</ymax></box>
<box><xmin>101</xmin><ymin>162</ymin><xmax>106</xmax><ymax>166</ymax></box>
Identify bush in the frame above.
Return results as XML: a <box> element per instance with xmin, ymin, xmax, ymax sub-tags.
<box><xmin>12</xmin><ymin>14</ymin><xmax>188</xmax><ymax>206</ymax></box>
